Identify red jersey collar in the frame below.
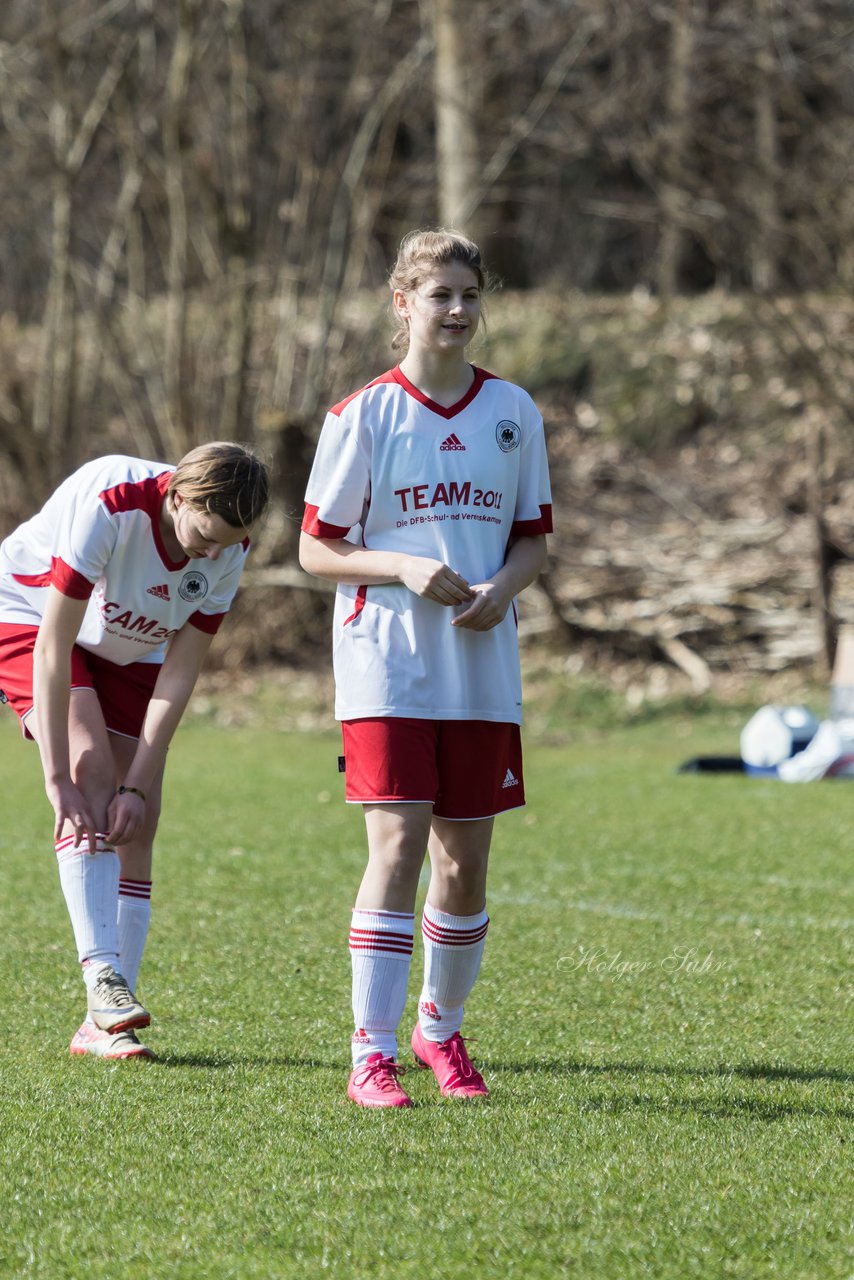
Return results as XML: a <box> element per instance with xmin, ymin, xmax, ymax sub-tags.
<box><xmin>391</xmin><ymin>365</ymin><xmax>492</xmax><ymax>420</ymax></box>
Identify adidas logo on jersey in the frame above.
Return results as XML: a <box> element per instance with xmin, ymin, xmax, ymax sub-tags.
<box><xmin>147</xmin><ymin>583</ymin><xmax>171</xmax><ymax>601</ymax></box>
<box><xmin>439</xmin><ymin>433</ymin><xmax>466</xmax><ymax>451</ymax></box>
<box><xmin>501</xmin><ymin>768</ymin><xmax>519</xmax><ymax>789</ymax></box>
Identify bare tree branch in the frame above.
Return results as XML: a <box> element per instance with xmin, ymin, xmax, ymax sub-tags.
<box><xmin>298</xmin><ymin>31</ymin><xmax>433</xmax><ymax>420</ymax></box>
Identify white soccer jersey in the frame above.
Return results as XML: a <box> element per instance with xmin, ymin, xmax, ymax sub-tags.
<box><xmin>302</xmin><ymin>365</ymin><xmax>552</xmax><ymax>723</ymax></box>
<box><xmin>0</xmin><ymin>456</ymin><xmax>249</xmax><ymax>665</ymax></box>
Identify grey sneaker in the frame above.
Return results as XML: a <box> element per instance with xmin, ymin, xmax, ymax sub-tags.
<box><xmin>70</xmin><ymin>1020</ymin><xmax>156</xmax><ymax>1060</ymax></box>
<box><xmin>86</xmin><ymin>964</ymin><xmax>150</xmax><ymax>1033</ymax></box>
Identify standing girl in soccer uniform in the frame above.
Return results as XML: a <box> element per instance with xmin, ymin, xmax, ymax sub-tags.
<box><xmin>299</xmin><ymin>230</ymin><xmax>552</xmax><ymax>1106</ymax></box>
<box><xmin>0</xmin><ymin>443</ymin><xmax>269</xmax><ymax>1059</ymax></box>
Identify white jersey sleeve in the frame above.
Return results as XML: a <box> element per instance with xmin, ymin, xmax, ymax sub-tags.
<box><xmin>303</xmin><ymin>390</ymin><xmax>375</xmax><ymax>539</ymax></box>
<box><xmin>50</xmin><ymin>476</ymin><xmax>121</xmax><ymax>593</ymax></box>
<box><xmin>510</xmin><ymin>393</ymin><xmax>553</xmax><ymax>537</ymax></box>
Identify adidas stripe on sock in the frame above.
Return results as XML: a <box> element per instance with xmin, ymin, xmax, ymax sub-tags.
<box><xmin>418</xmin><ymin>902</ymin><xmax>489</xmax><ymax>1043</ymax></box>
<box><xmin>349</xmin><ymin>909</ymin><xmax>414</xmax><ymax>1067</ymax></box>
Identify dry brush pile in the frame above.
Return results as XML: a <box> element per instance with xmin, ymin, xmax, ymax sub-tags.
<box><xmin>514</xmin><ymin>291</ymin><xmax>854</xmax><ymax>696</ymax></box>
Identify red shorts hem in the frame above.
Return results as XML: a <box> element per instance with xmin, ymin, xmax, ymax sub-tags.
<box><xmin>345</xmin><ymin>798</ymin><xmax>527</xmax><ymax>821</ymax></box>
<box><xmin>340</xmin><ymin>717</ymin><xmax>525</xmax><ymax>821</ymax></box>
<box><xmin>345</xmin><ymin>795</ymin><xmax>436</xmax><ymax>805</ymax></box>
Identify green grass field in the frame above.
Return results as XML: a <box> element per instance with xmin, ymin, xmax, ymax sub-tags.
<box><xmin>0</xmin><ymin>700</ymin><xmax>851</xmax><ymax>1278</ymax></box>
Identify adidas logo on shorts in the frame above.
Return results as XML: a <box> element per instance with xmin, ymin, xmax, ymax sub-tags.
<box><xmin>501</xmin><ymin>768</ymin><xmax>519</xmax><ymax>789</ymax></box>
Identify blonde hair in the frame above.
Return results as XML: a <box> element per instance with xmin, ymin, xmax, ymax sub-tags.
<box><xmin>168</xmin><ymin>442</ymin><xmax>270</xmax><ymax>529</ymax></box>
<box><xmin>389</xmin><ymin>228</ymin><xmax>492</xmax><ymax>353</ymax></box>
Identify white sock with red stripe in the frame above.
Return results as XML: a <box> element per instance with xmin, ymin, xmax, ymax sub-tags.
<box><xmin>418</xmin><ymin>902</ymin><xmax>490</xmax><ymax>1043</ymax></box>
<box><xmin>117</xmin><ymin>878</ymin><xmax>152</xmax><ymax>993</ymax></box>
<box><xmin>55</xmin><ymin>834</ymin><xmax>122</xmax><ymax>981</ymax></box>
<box><xmin>349</xmin><ymin>908</ymin><xmax>414</xmax><ymax>1067</ymax></box>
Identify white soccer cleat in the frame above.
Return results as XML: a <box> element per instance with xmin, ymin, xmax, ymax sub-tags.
<box><xmin>70</xmin><ymin>1021</ymin><xmax>156</xmax><ymax>1060</ymax></box>
<box><xmin>86</xmin><ymin>963</ymin><xmax>150</xmax><ymax>1033</ymax></box>
<box><xmin>777</xmin><ymin>719</ymin><xmax>854</xmax><ymax>782</ymax></box>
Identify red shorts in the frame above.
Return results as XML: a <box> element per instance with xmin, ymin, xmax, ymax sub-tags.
<box><xmin>340</xmin><ymin>717</ymin><xmax>525</xmax><ymax>820</ymax></box>
<box><xmin>0</xmin><ymin>624</ymin><xmax>160</xmax><ymax>740</ymax></box>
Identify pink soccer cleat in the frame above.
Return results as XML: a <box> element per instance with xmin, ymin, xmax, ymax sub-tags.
<box><xmin>70</xmin><ymin>1020</ymin><xmax>156</xmax><ymax>1061</ymax></box>
<box><xmin>347</xmin><ymin>1052</ymin><xmax>412</xmax><ymax>1108</ymax></box>
<box><xmin>411</xmin><ymin>1023</ymin><xmax>489</xmax><ymax>1098</ymax></box>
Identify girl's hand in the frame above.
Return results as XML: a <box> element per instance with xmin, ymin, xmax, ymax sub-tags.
<box><xmin>451</xmin><ymin>581</ymin><xmax>512</xmax><ymax>631</ymax></box>
<box><xmin>46</xmin><ymin>779</ymin><xmax>98</xmax><ymax>852</ymax></box>
<box><xmin>399</xmin><ymin>556</ymin><xmax>474</xmax><ymax>606</ymax></box>
<box><xmin>106</xmin><ymin>789</ymin><xmax>146</xmax><ymax>846</ymax></box>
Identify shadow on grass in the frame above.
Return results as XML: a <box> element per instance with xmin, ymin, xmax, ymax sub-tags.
<box><xmin>485</xmin><ymin>1058</ymin><xmax>854</xmax><ymax>1120</ymax></box>
<box><xmin>488</xmin><ymin>1058</ymin><xmax>854</xmax><ymax>1085</ymax></box>
<box><xmin>156</xmin><ymin>1053</ymin><xmax>343</xmax><ymax>1071</ymax></box>
<box><xmin>576</xmin><ymin>1092</ymin><xmax>854</xmax><ymax>1122</ymax></box>
<box><xmin>142</xmin><ymin>1060</ymin><xmax>853</xmax><ymax>1121</ymax></box>
<box><xmin>155</xmin><ymin>1051</ymin><xmax>853</xmax><ymax>1119</ymax></box>
<box><xmin>156</xmin><ymin>1052</ymin><xmax>852</xmax><ymax>1086</ymax></box>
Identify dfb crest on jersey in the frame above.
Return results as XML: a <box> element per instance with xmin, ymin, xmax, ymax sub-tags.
<box><xmin>496</xmin><ymin>420</ymin><xmax>521</xmax><ymax>452</ymax></box>
<box><xmin>178</xmin><ymin>569</ymin><xmax>209</xmax><ymax>602</ymax></box>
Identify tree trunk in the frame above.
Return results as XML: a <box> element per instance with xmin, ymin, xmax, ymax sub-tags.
<box><xmin>752</xmin><ymin>0</ymin><xmax>780</xmax><ymax>293</ymax></box>
<box><xmin>805</xmin><ymin>412</ymin><xmax>834</xmax><ymax>674</ymax></box>
<box><xmin>655</xmin><ymin>0</ymin><xmax>697</xmax><ymax>298</ymax></box>
<box><xmin>298</xmin><ymin>34</ymin><xmax>431</xmax><ymax>421</ymax></box>
<box><xmin>219</xmin><ymin>0</ymin><xmax>253</xmax><ymax>441</ymax></box>
<box><xmin>162</xmin><ymin>0</ymin><xmax>197</xmax><ymax>456</ymax></box>
<box><xmin>76</xmin><ymin>157</ymin><xmax>143</xmax><ymax>424</ymax></box>
<box><xmin>433</xmin><ymin>0</ymin><xmax>479</xmax><ymax>233</ymax></box>
<box><xmin>33</xmin><ymin>16</ymin><xmax>133</xmax><ymax>475</ymax></box>
<box><xmin>33</xmin><ymin>158</ymin><xmax>72</xmax><ymax>460</ymax></box>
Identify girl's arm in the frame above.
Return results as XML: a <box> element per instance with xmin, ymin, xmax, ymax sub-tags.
<box><xmin>298</xmin><ymin>531</ymin><xmax>474</xmax><ymax>607</ymax></box>
<box><xmin>106</xmin><ymin>622</ymin><xmax>215</xmax><ymax>845</ymax></box>
<box><xmin>33</xmin><ymin>587</ymin><xmax>98</xmax><ymax>849</ymax></box>
<box><xmin>452</xmin><ymin>535</ymin><xmax>548</xmax><ymax>632</ymax></box>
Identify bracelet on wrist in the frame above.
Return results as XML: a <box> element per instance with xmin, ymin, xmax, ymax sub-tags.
<box><xmin>117</xmin><ymin>784</ymin><xmax>146</xmax><ymax>802</ymax></box>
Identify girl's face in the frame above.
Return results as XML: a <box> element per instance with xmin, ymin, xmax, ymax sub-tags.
<box><xmin>393</xmin><ymin>261</ymin><xmax>481</xmax><ymax>357</ymax></box>
<box><xmin>169</xmin><ymin>493</ymin><xmax>249</xmax><ymax>560</ymax></box>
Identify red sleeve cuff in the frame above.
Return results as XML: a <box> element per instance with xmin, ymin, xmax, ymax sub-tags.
<box><xmin>50</xmin><ymin>556</ymin><xmax>95</xmax><ymax>600</ymax></box>
<box><xmin>189</xmin><ymin>611</ymin><xmax>225</xmax><ymax>635</ymax></box>
<box><xmin>510</xmin><ymin>504</ymin><xmax>553</xmax><ymax>538</ymax></box>
<box><xmin>301</xmin><ymin>503</ymin><xmax>352</xmax><ymax>539</ymax></box>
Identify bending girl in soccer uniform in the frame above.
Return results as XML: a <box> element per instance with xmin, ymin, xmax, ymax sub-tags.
<box><xmin>300</xmin><ymin>229</ymin><xmax>552</xmax><ymax>1106</ymax></box>
<box><xmin>0</xmin><ymin>443</ymin><xmax>269</xmax><ymax>1059</ymax></box>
